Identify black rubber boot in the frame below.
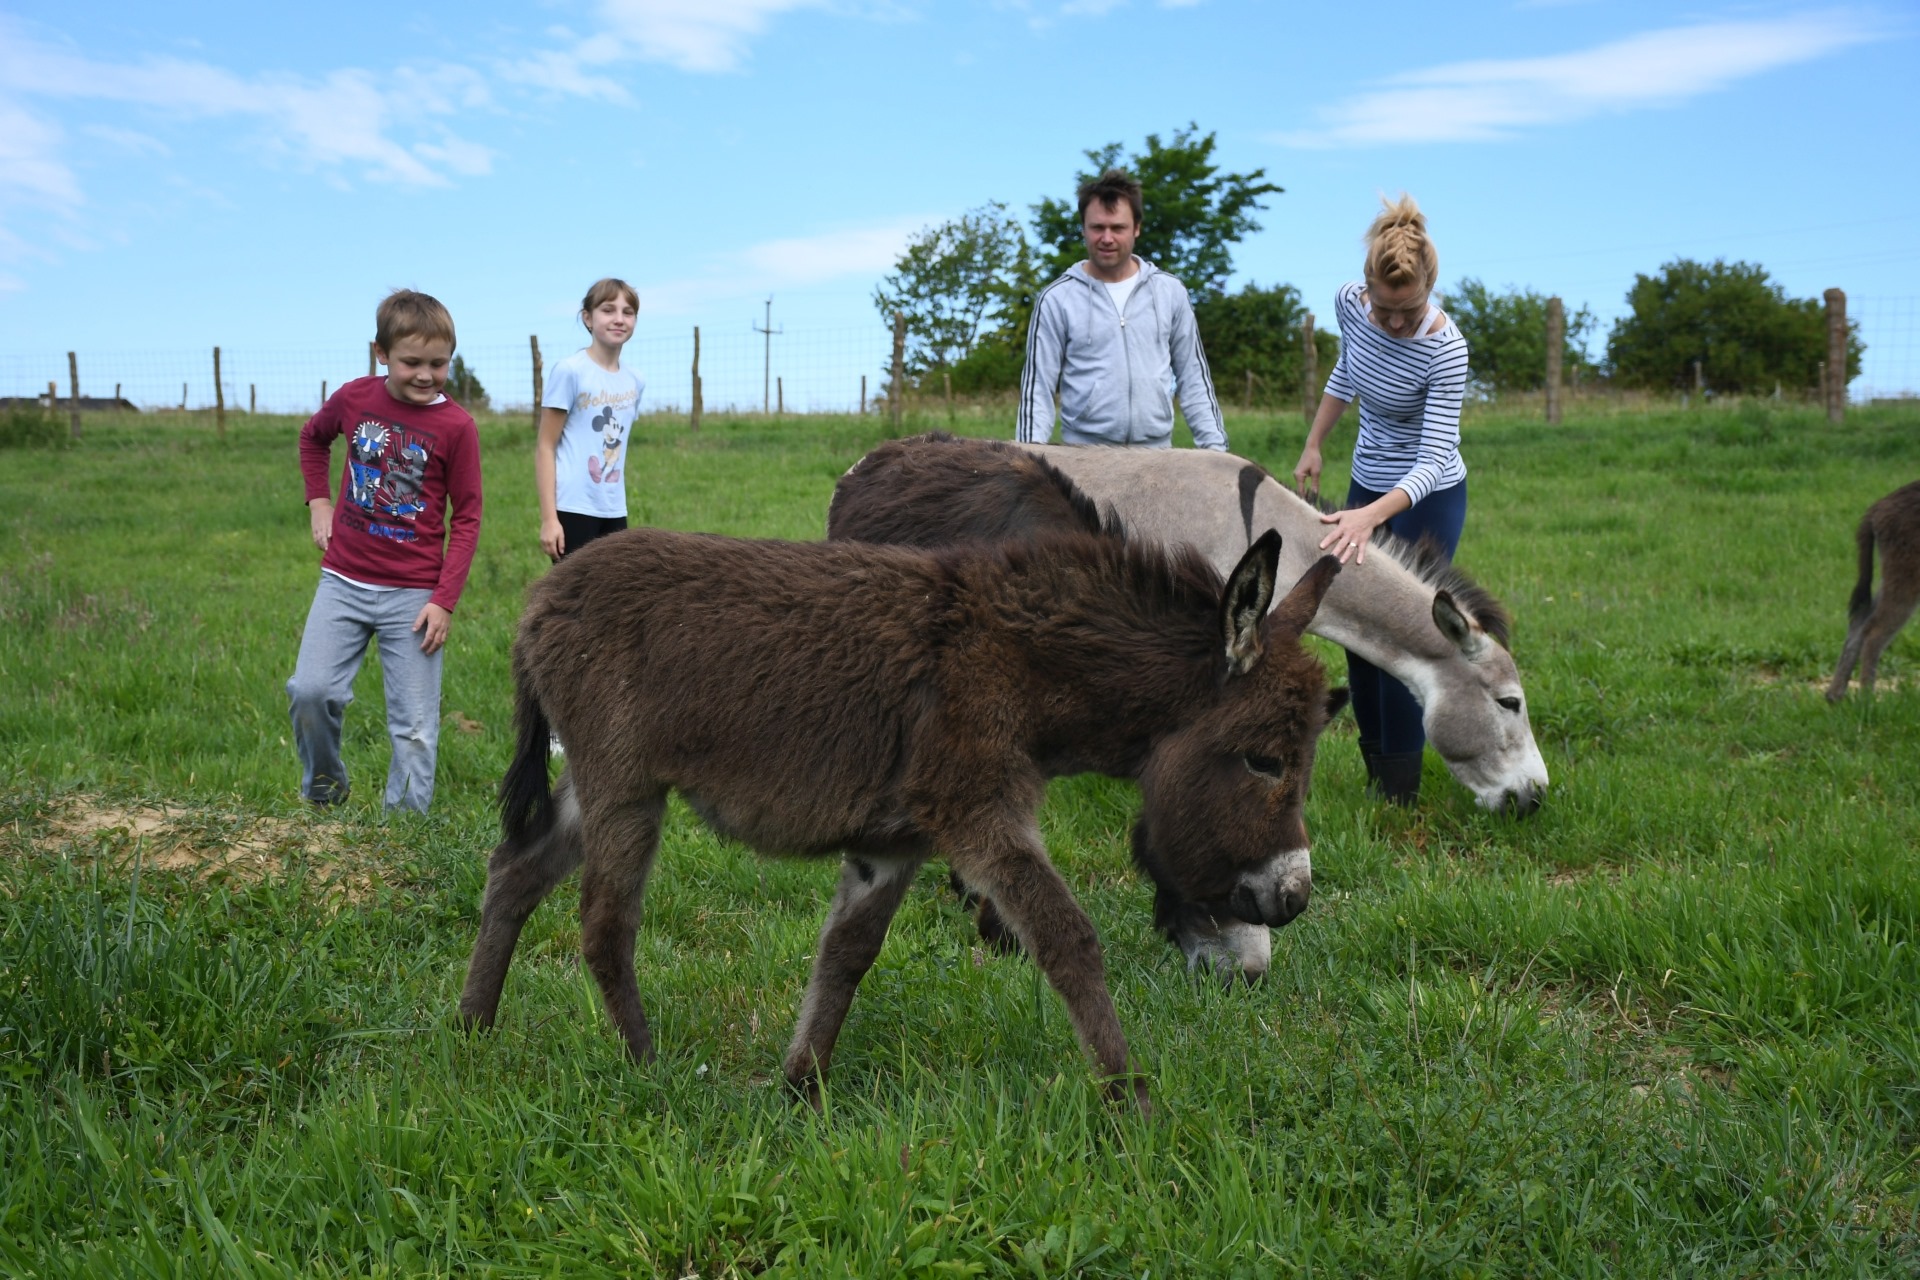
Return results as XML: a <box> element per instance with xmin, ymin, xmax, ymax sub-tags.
<box><xmin>1358</xmin><ymin>740</ymin><xmax>1382</xmax><ymax>788</ymax></box>
<box><xmin>1372</xmin><ymin>751</ymin><xmax>1424</xmax><ymax>807</ymax></box>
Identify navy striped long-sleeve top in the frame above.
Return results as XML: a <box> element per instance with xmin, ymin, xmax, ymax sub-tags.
<box><xmin>1322</xmin><ymin>281</ymin><xmax>1469</xmax><ymax>506</ymax></box>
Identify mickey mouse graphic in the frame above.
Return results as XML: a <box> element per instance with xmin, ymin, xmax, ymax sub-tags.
<box><xmin>585</xmin><ymin>404</ymin><xmax>624</xmax><ymax>484</ymax></box>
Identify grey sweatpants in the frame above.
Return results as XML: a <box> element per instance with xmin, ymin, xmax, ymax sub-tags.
<box><xmin>286</xmin><ymin>573</ymin><xmax>443</xmax><ymax>813</ymax></box>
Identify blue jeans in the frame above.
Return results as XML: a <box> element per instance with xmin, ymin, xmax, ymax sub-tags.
<box><xmin>287</xmin><ymin>574</ymin><xmax>443</xmax><ymax>812</ymax></box>
<box><xmin>1345</xmin><ymin>479</ymin><xmax>1467</xmax><ymax>756</ymax></box>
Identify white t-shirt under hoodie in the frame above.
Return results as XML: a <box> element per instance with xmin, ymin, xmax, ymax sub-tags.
<box><xmin>543</xmin><ymin>349</ymin><xmax>645</xmax><ymax>518</ymax></box>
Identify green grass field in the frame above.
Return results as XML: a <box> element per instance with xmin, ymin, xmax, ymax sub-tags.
<box><xmin>2</xmin><ymin>400</ymin><xmax>1917</xmax><ymax>1276</ymax></box>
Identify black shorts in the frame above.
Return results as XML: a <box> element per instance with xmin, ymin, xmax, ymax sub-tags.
<box><xmin>556</xmin><ymin>511</ymin><xmax>628</xmax><ymax>559</ymax></box>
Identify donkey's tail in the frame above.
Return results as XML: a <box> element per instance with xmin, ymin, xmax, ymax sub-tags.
<box><xmin>499</xmin><ymin>675</ymin><xmax>554</xmax><ymax>846</ymax></box>
<box><xmin>1847</xmin><ymin>515</ymin><xmax>1877</xmax><ymax>625</ymax></box>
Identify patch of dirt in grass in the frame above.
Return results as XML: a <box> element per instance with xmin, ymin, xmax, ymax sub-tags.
<box><xmin>15</xmin><ymin>796</ymin><xmax>382</xmax><ymax>904</ymax></box>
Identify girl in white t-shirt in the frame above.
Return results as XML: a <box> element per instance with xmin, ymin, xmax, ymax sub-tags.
<box><xmin>536</xmin><ymin>278</ymin><xmax>647</xmax><ymax>560</ymax></box>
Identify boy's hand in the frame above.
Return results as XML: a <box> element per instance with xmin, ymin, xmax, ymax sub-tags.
<box><xmin>540</xmin><ymin>515</ymin><xmax>566</xmax><ymax>561</ymax></box>
<box><xmin>413</xmin><ymin>602</ymin><xmax>452</xmax><ymax>655</ymax></box>
<box><xmin>309</xmin><ymin>498</ymin><xmax>334</xmax><ymax>552</ymax></box>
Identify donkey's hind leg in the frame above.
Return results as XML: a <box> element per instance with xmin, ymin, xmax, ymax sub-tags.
<box><xmin>1855</xmin><ymin>544</ymin><xmax>1920</xmax><ymax>697</ymax></box>
<box><xmin>459</xmin><ymin>773</ymin><xmax>587</xmax><ymax>1031</ymax></box>
<box><xmin>577</xmin><ymin>784</ymin><xmax>670</xmax><ymax>1064</ymax></box>
<box><xmin>783</xmin><ymin>854</ymin><xmax>922</xmax><ymax>1106</ymax></box>
<box><xmin>1827</xmin><ymin>617</ymin><xmax>1870</xmax><ymax>702</ymax></box>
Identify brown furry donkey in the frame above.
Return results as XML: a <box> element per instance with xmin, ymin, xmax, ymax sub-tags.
<box><xmin>1827</xmin><ymin>479</ymin><xmax>1920</xmax><ymax>702</ymax></box>
<box><xmin>458</xmin><ymin>526</ymin><xmax>1344</xmax><ymax>1113</ymax></box>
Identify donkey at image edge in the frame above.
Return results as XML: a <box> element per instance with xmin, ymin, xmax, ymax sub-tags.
<box><xmin>457</xmin><ymin>527</ymin><xmax>1343</xmax><ymax>1112</ymax></box>
<box><xmin>1827</xmin><ymin>478</ymin><xmax>1920</xmax><ymax>702</ymax></box>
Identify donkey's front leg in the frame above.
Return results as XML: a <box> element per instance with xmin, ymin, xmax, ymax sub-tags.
<box><xmin>956</xmin><ymin>833</ymin><xmax>1148</xmax><ymax>1114</ymax></box>
<box><xmin>783</xmin><ymin>855</ymin><xmax>922</xmax><ymax>1107</ymax></box>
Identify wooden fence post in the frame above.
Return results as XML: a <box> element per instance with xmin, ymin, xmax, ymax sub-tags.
<box><xmin>860</xmin><ymin>374</ymin><xmax>867</xmax><ymax>416</ymax></box>
<box><xmin>690</xmin><ymin>326</ymin><xmax>703</xmax><ymax>432</ymax></box>
<box><xmin>888</xmin><ymin>313</ymin><xmax>906</xmax><ymax>437</ymax></box>
<box><xmin>368</xmin><ymin>341</ymin><xmax>376</xmax><ymax>378</ymax></box>
<box><xmin>114</xmin><ymin>382</ymin><xmax>121</xmax><ymax>403</ymax></box>
<box><xmin>320</xmin><ymin>380</ymin><xmax>327</xmax><ymax>407</ymax></box>
<box><xmin>1301</xmin><ymin>313</ymin><xmax>1318</xmax><ymax>423</ymax></box>
<box><xmin>46</xmin><ymin>380</ymin><xmax>57</xmax><ymax>409</ymax></box>
<box><xmin>777</xmin><ymin>376</ymin><xmax>785</xmax><ymax>417</ymax></box>
<box><xmin>943</xmin><ymin>369</ymin><xmax>953</xmax><ymax>420</ymax></box>
<box><xmin>250</xmin><ymin>384</ymin><xmax>256</xmax><ymax>415</ymax></box>
<box><xmin>180</xmin><ymin>383</ymin><xmax>187</xmax><ymax>411</ymax></box>
<box><xmin>1544</xmin><ymin>297</ymin><xmax>1564</xmax><ymax>426</ymax></box>
<box><xmin>529</xmin><ymin>335</ymin><xmax>544</xmax><ymax>432</ymax></box>
<box><xmin>1824</xmin><ymin>288</ymin><xmax>1847</xmax><ymax>424</ymax></box>
<box><xmin>67</xmin><ymin>352</ymin><xmax>81</xmax><ymax>441</ymax></box>
<box><xmin>213</xmin><ymin>346</ymin><xmax>226</xmax><ymax>439</ymax></box>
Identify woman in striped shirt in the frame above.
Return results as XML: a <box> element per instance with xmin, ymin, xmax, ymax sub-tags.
<box><xmin>1292</xmin><ymin>194</ymin><xmax>1470</xmax><ymax>806</ymax></box>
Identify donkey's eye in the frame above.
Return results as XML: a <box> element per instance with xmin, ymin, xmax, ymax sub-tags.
<box><xmin>1243</xmin><ymin>754</ymin><xmax>1284</xmax><ymax>779</ymax></box>
<box><xmin>1497</xmin><ymin>696</ymin><xmax>1522</xmax><ymax>713</ymax></box>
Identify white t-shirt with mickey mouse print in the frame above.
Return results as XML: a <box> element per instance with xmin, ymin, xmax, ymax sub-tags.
<box><xmin>544</xmin><ymin>349</ymin><xmax>645</xmax><ymax>518</ymax></box>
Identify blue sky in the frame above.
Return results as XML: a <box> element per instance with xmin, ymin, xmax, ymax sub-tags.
<box><xmin>3</xmin><ymin>1</ymin><xmax>1916</xmax><ymax>406</ymax></box>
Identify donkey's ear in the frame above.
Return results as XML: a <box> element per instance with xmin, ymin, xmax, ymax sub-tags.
<box><xmin>1433</xmin><ymin>590</ymin><xmax>1488</xmax><ymax>657</ymax></box>
<box><xmin>1222</xmin><ymin>529</ymin><xmax>1281</xmax><ymax>676</ymax></box>
<box><xmin>1268</xmin><ymin>554</ymin><xmax>1342</xmax><ymax>643</ymax></box>
<box><xmin>1325</xmin><ymin>685</ymin><xmax>1351</xmax><ymax>721</ymax></box>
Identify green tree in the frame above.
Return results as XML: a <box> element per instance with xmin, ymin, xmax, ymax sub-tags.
<box><xmin>873</xmin><ymin>203</ymin><xmax>1031</xmax><ymax>376</ymax></box>
<box><xmin>1605</xmin><ymin>258</ymin><xmax>1863</xmax><ymax>393</ymax></box>
<box><xmin>447</xmin><ymin>355</ymin><xmax>489</xmax><ymax>411</ymax></box>
<box><xmin>1443</xmin><ymin>279</ymin><xmax>1597</xmax><ymax>393</ymax></box>
<box><xmin>1191</xmin><ymin>282</ymin><xmax>1338</xmax><ymax>408</ymax></box>
<box><xmin>1030</xmin><ymin>124</ymin><xmax>1282</xmax><ymax>301</ymax></box>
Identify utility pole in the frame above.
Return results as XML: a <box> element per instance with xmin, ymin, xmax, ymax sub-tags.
<box><xmin>753</xmin><ymin>296</ymin><xmax>782</xmax><ymax>414</ymax></box>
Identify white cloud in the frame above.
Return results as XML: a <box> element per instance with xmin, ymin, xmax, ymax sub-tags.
<box><xmin>596</xmin><ymin>0</ymin><xmax>827</xmax><ymax>74</ymax></box>
<box><xmin>1271</xmin><ymin>11</ymin><xmax>1884</xmax><ymax>147</ymax></box>
<box><xmin>0</xmin><ymin>19</ymin><xmax>495</xmax><ymax>187</ymax></box>
<box><xmin>641</xmin><ymin>216</ymin><xmax>936</xmax><ymax>316</ymax></box>
<box><xmin>0</xmin><ymin>101</ymin><xmax>81</xmax><ymax>208</ymax></box>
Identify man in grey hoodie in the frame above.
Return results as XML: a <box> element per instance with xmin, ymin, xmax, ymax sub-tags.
<box><xmin>1016</xmin><ymin>168</ymin><xmax>1227</xmax><ymax>451</ymax></box>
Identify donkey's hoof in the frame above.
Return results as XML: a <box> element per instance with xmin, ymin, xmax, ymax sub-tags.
<box><xmin>783</xmin><ymin>1071</ymin><xmax>824</xmax><ymax>1112</ymax></box>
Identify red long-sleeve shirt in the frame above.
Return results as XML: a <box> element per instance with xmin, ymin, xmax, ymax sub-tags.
<box><xmin>298</xmin><ymin>377</ymin><xmax>484</xmax><ymax>612</ymax></box>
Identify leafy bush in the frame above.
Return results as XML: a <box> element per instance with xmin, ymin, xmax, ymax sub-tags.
<box><xmin>0</xmin><ymin>403</ymin><xmax>67</xmax><ymax>449</ymax></box>
<box><xmin>1443</xmin><ymin>278</ymin><xmax>1598</xmax><ymax>393</ymax></box>
<box><xmin>1606</xmin><ymin>258</ymin><xmax>1863</xmax><ymax>393</ymax></box>
<box><xmin>1192</xmin><ymin>282</ymin><xmax>1339</xmax><ymax>408</ymax></box>
<box><xmin>447</xmin><ymin>355</ymin><xmax>489</xmax><ymax>411</ymax></box>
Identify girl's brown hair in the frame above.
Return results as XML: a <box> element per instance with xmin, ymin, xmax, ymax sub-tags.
<box><xmin>1363</xmin><ymin>194</ymin><xmax>1438</xmax><ymax>292</ymax></box>
<box><xmin>581</xmin><ymin>278</ymin><xmax>640</xmax><ymax>326</ymax></box>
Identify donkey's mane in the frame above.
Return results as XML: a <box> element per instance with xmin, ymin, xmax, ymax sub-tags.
<box><xmin>1303</xmin><ymin>489</ymin><xmax>1512</xmax><ymax>649</ymax></box>
<box><xmin>923</xmin><ymin>431</ymin><xmax>1133</xmax><ymax>542</ymax></box>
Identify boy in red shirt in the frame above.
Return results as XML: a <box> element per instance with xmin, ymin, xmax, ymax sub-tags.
<box><xmin>288</xmin><ymin>290</ymin><xmax>484</xmax><ymax>812</ymax></box>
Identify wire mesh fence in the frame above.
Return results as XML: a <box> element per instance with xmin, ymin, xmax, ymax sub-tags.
<box><xmin>4</xmin><ymin>297</ymin><xmax>1918</xmax><ymax>418</ymax></box>
<box><xmin>0</xmin><ymin>324</ymin><xmax>900</xmax><ymax>418</ymax></box>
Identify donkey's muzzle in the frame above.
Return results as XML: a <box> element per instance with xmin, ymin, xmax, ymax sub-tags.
<box><xmin>1227</xmin><ymin>850</ymin><xmax>1313</xmax><ymax>927</ymax></box>
<box><xmin>1501</xmin><ymin>782</ymin><xmax>1545</xmax><ymax>817</ymax></box>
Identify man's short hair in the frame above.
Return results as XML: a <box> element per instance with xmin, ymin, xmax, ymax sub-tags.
<box><xmin>375</xmin><ymin>289</ymin><xmax>457</xmax><ymax>352</ymax></box>
<box><xmin>1077</xmin><ymin>168</ymin><xmax>1143</xmax><ymax>228</ymax></box>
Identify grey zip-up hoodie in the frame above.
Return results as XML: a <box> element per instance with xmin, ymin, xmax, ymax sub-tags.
<box><xmin>1016</xmin><ymin>257</ymin><xmax>1227</xmax><ymax>450</ymax></box>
